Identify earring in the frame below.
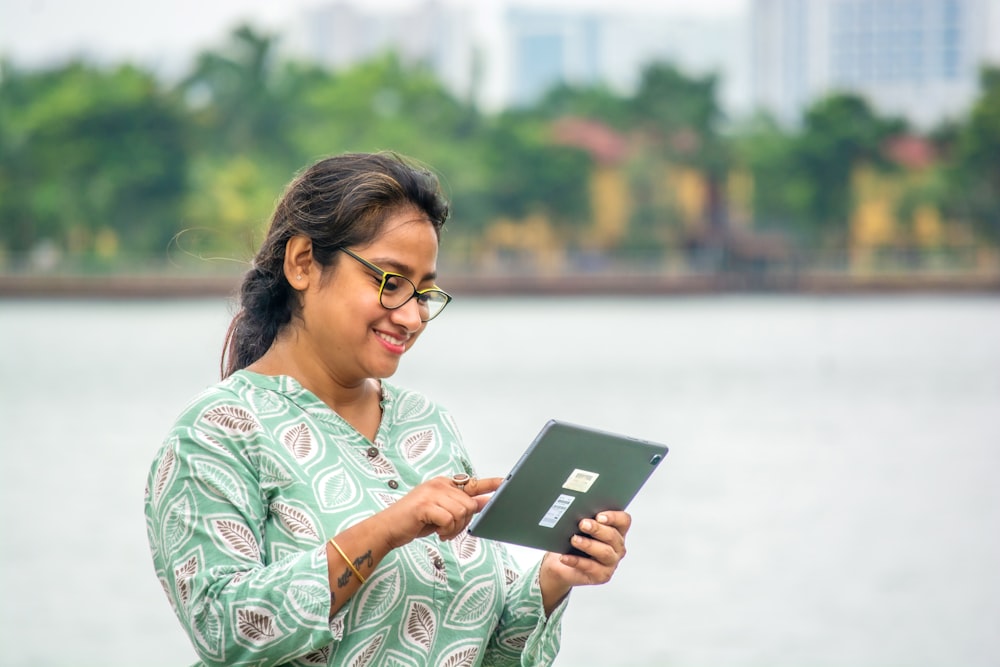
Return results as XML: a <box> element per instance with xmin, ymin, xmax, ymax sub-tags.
<box><xmin>296</xmin><ymin>274</ymin><xmax>303</xmax><ymax>280</ymax></box>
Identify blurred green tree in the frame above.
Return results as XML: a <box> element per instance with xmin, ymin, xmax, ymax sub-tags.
<box><xmin>733</xmin><ymin>113</ymin><xmax>798</xmax><ymax>232</ymax></box>
<box><xmin>479</xmin><ymin>110</ymin><xmax>591</xmax><ymax>233</ymax></box>
<box><xmin>628</xmin><ymin>63</ymin><xmax>730</xmax><ymax>250</ymax></box>
<box><xmin>0</xmin><ymin>60</ymin><xmax>187</xmax><ymax>263</ymax></box>
<box><xmin>945</xmin><ymin>65</ymin><xmax>1000</xmax><ymax>243</ymax></box>
<box><xmin>787</xmin><ymin>93</ymin><xmax>905</xmax><ymax>244</ymax></box>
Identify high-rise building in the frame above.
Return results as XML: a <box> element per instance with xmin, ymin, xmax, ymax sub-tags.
<box><xmin>503</xmin><ymin>7</ymin><xmax>750</xmax><ymax>113</ymax></box>
<box><xmin>287</xmin><ymin>1</ymin><xmax>476</xmax><ymax>101</ymax></box>
<box><xmin>287</xmin><ymin>1</ymin><xmax>751</xmax><ymax>115</ymax></box>
<box><xmin>752</xmin><ymin>0</ymin><xmax>1000</xmax><ymax>127</ymax></box>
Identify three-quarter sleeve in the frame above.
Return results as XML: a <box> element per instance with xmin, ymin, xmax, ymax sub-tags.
<box><xmin>480</xmin><ymin>546</ymin><xmax>568</xmax><ymax>666</ymax></box>
<box><xmin>144</xmin><ymin>393</ymin><xmax>335</xmax><ymax>667</ymax></box>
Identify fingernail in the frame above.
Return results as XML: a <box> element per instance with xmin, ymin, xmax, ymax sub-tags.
<box><xmin>581</xmin><ymin>520</ymin><xmax>592</xmax><ymax>532</ymax></box>
<box><xmin>597</xmin><ymin>514</ymin><xmax>609</xmax><ymax>524</ymax></box>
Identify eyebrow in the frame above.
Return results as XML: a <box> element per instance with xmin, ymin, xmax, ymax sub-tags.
<box><xmin>369</xmin><ymin>257</ymin><xmax>438</xmax><ymax>283</ymax></box>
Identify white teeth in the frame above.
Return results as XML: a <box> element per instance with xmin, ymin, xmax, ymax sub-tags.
<box><xmin>376</xmin><ymin>331</ymin><xmax>405</xmax><ymax>346</ymax></box>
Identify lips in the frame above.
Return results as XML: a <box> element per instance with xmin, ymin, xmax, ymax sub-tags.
<box><xmin>375</xmin><ymin>329</ymin><xmax>408</xmax><ymax>353</ymax></box>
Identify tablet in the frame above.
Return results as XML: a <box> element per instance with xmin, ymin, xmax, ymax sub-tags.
<box><xmin>467</xmin><ymin>419</ymin><xmax>668</xmax><ymax>554</ymax></box>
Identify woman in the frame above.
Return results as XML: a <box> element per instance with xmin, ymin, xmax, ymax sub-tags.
<box><xmin>144</xmin><ymin>152</ymin><xmax>631</xmax><ymax>666</ymax></box>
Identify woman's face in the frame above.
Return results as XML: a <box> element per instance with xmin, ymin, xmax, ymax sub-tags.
<box><xmin>299</xmin><ymin>207</ymin><xmax>441</xmax><ymax>385</ymax></box>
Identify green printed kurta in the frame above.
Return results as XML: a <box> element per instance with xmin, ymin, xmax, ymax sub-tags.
<box><xmin>144</xmin><ymin>370</ymin><xmax>566</xmax><ymax>667</ymax></box>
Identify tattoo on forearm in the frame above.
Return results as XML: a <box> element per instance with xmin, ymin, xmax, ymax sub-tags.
<box><xmin>334</xmin><ymin>550</ymin><xmax>374</xmax><ymax>590</ymax></box>
<box><xmin>354</xmin><ymin>550</ymin><xmax>373</xmax><ymax>572</ymax></box>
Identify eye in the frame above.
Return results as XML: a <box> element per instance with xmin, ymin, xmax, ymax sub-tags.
<box><xmin>382</xmin><ymin>274</ymin><xmax>404</xmax><ymax>293</ymax></box>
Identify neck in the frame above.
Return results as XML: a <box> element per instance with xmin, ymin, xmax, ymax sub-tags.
<box><xmin>248</xmin><ymin>339</ymin><xmax>378</xmax><ymax>414</ymax></box>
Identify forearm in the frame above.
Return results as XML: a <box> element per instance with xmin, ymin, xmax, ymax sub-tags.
<box><xmin>325</xmin><ymin>514</ymin><xmax>396</xmax><ymax>617</ymax></box>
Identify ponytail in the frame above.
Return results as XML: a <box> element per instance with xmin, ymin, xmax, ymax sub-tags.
<box><xmin>221</xmin><ymin>265</ymin><xmax>294</xmax><ymax>378</ymax></box>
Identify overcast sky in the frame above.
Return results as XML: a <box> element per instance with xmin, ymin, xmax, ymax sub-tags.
<box><xmin>1</xmin><ymin>0</ymin><xmax>749</xmax><ymax>68</ymax></box>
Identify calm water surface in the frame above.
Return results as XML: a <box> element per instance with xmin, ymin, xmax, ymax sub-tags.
<box><xmin>1</xmin><ymin>295</ymin><xmax>998</xmax><ymax>667</ymax></box>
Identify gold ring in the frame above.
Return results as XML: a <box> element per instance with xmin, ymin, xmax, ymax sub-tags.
<box><xmin>451</xmin><ymin>473</ymin><xmax>471</xmax><ymax>489</ymax></box>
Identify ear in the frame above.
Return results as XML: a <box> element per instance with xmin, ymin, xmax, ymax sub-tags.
<box><xmin>283</xmin><ymin>236</ymin><xmax>314</xmax><ymax>291</ymax></box>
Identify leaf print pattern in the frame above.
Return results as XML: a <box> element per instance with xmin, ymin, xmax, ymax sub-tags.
<box><xmin>203</xmin><ymin>404</ymin><xmax>259</xmax><ymax>432</ymax></box>
<box><xmin>451</xmin><ymin>531</ymin><xmax>481</xmax><ymax>565</ymax></box>
<box><xmin>444</xmin><ymin>576</ymin><xmax>498</xmax><ymax>628</ymax></box>
<box><xmin>282</xmin><ymin>422</ymin><xmax>315</xmax><ymax>460</ymax></box>
<box><xmin>237</xmin><ymin>606</ymin><xmax>281</xmax><ymax>644</ymax></box>
<box><xmin>372</xmin><ymin>491</ymin><xmax>400</xmax><ymax>508</ymax></box>
<box><xmin>174</xmin><ymin>555</ymin><xmax>198</xmax><ymax>606</ymax></box>
<box><xmin>500</xmin><ymin>630</ymin><xmax>529</xmax><ymax>651</ymax></box>
<box><xmin>192</xmin><ymin>457</ymin><xmax>246</xmax><ymax>505</ymax></box>
<box><xmin>214</xmin><ymin>519</ymin><xmax>260</xmax><ymax>561</ymax></box>
<box><xmin>353</xmin><ymin>568</ymin><xmax>403</xmax><ymax>628</ymax></box>
<box><xmin>270</xmin><ymin>502</ymin><xmax>320</xmax><ymax>540</ymax></box>
<box><xmin>382</xmin><ymin>651</ymin><xmax>420</xmax><ymax>667</ymax></box>
<box><xmin>367</xmin><ymin>451</ymin><xmax>398</xmax><ymax>476</ymax></box>
<box><xmin>402</xmin><ymin>599</ymin><xmax>436</xmax><ymax>652</ymax></box>
<box><xmin>151</xmin><ymin>443</ymin><xmax>176</xmax><ymax>508</ymax></box>
<box><xmin>395</xmin><ymin>392</ymin><xmax>431</xmax><ymax>421</ymax></box>
<box><xmin>161</xmin><ymin>490</ymin><xmax>195</xmax><ymax>553</ymax></box>
<box><xmin>287</xmin><ymin>580</ymin><xmax>330</xmax><ymax>624</ymax></box>
<box><xmin>316</xmin><ymin>467</ymin><xmax>359</xmax><ymax>510</ymax></box>
<box><xmin>440</xmin><ymin>644</ymin><xmax>479</xmax><ymax>667</ymax></box>
<box><xmin>258</xmin><ymin>452</ymin><xmax>295</xmax><ymax>489</ymax></box>
<box><xmin>346</xmin><ymin>630</ymin><xmax>386</xmax><ymax>667</ymax></box>
<box><xmin>402</xmin><ymin>428</ymin><xmax>435</xmax><ymax>462</ymax></box>
<box><xmin>193</xmin><ymin>429</ymin><xmax>234</xmax><ymax>459</ymax></box>
<box><xmin>297</xmin><ymin>645</ymin><xmax>330</xmax><ymax>665</ymax></box>
<box><xmin>330</xmin><ymin>611</ymin><xmax>345</xmax><ymax>641</ymax></box>
<box><xmin>144</xmin><ymin>373</ymin><xmax>564</xmax><ymax>667</ymax></box>
<box><xmin>192</xmin><ymin>599</ymin><xmax>224</xmax><ymax>659</ymax></box>
<box><xmin>248</xmin><ymin>389</ymin><xmax>284</xmax><ymax>416</ymax></box>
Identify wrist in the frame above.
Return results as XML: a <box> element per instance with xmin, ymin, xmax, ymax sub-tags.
<box><xmin>539</xmin><ymin>553</ymin><xmax>571</xmax><ymax>616</ymax></box>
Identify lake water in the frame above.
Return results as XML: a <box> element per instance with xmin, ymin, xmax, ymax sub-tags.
<box><xmin>1</xmin><ymin>295</ymin><xmax>998</xmax><ymax>667</ymax></box>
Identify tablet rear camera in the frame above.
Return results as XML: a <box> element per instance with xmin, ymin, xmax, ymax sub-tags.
<box><xmin>649</xmin><ymin>454</ymin><xmax>662</xmax><ymax>465</ymax></box>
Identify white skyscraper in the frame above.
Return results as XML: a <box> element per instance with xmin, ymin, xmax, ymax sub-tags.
<box><xmin>287</xmin><ymin>1</ymin><xmax>752</xmax><ymax>115</ymax></box>
<box><xmin>287</xmin><ymin>1</ymin><xmax>477</xmax><ymax>102</ymax></box>
<box><xmin>752</xmin><ymin>0</ymin><xmax>1000</xmax><ymax>127</ymax></box>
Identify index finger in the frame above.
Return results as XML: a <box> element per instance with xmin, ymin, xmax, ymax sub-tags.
<box><xmin>464</xmin><ymin>476</ymin><xmax>504</xmax><ymax>497</ymax></box>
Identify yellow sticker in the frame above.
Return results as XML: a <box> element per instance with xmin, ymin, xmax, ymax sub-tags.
<box><xmin>562</xmin><ymin>469</ymin><xmax>599</xmax><ymax>493</ymax></box>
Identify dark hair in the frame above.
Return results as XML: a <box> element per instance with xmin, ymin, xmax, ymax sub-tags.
<box><xmin>221</xmin><ymin>152</ymin><xmax>450</xmax><ymax>378</ymax></box>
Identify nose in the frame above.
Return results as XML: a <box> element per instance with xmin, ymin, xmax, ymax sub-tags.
<box><xmin>390</xmin><ymin>295</ymin><xmax>425</xmax><ymax>331</ymax></box>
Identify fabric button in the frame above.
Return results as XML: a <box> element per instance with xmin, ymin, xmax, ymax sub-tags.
<box><xmin>366</xmin><ymin>446</ymin><xmax>379</xmax><ymax>458</ymax></box>
<box><xmin>432</xmin><ymin>556</ymin><xmax>445</xmax><ymax>570</ymax></box>
<box><xmin>387</xmin><ymin>480</ymin><xmax>399</xmax><ymax>490</ymax></box>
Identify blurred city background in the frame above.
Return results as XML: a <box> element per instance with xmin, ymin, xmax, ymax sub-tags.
<box><xmin>2</xmin><ymin>0</ymin><xmax>1000</xmax><ymax>294</ymax></box>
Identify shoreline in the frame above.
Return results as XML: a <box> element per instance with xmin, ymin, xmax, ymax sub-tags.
<box><xmin>1</xmin><ymin>270</ymin><xmax>998</xmax><ymax>298</ymax></box>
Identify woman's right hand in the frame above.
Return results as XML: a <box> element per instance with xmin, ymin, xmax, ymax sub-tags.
<box><xmin>378</xmin><ymin>475</ymin><xmax>503</xmax><ymax>549</ymax></box>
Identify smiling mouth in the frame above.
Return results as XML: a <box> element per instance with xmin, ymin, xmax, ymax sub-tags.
<box><xmin>375</xmin><ymin>330</ymin><xmax>406</xmax><ymax>347</ymax></box>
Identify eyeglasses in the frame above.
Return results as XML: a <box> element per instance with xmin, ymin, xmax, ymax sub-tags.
<box><xmin>339</xmin><ymin>248</ymin><xmax>453</xmax><ymax>322</ymax></box>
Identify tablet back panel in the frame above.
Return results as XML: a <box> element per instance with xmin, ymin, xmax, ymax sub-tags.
<box><xmin>467</xmin><ymin>420</ymin><xmax>667</xmax><ymax>554</ymax></box>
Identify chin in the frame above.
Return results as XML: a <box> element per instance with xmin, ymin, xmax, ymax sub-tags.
<box><xmin>371</xmin><ymin>361</ymin><xmax>402</xmax><ymax>379</ymax></box>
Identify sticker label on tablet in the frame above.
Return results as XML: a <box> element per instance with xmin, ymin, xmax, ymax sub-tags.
<box><xmin>563</xmin><ymin>469</ymin><xmax>600</xmax><ymax>493</ymax></box>
<box><xmin>539</xmin><ymin>494</ymin><xmax>576</xmax><ymax>528</ymax></box>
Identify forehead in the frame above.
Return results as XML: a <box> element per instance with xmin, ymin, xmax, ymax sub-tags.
<box><xmin>358</xmin><ymin>211</ymin><xmax>440</xmax><ymax>279</ymax></box>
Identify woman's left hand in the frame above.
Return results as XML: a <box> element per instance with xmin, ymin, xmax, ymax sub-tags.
<box><xmin>538</xmin><ymin>510</ymin><xmax>631</xmax><ymax>614</ymax></box>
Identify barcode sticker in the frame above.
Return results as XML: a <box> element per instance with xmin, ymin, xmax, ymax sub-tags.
<box><xmin>539</xmin><ymin>494</ymin><xmax>576</xmax><ymax>528</ymax></box>
<box><xmin>562</xmin><ymin>469</ymin><xmax>600</xmax><ymax>493</ymax></box>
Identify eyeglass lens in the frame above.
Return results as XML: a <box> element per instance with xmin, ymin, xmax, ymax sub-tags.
<box><xmin>381</xmin><ymin>274</ymin><xmax>449</xmax><ymax>320</ymax></box>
